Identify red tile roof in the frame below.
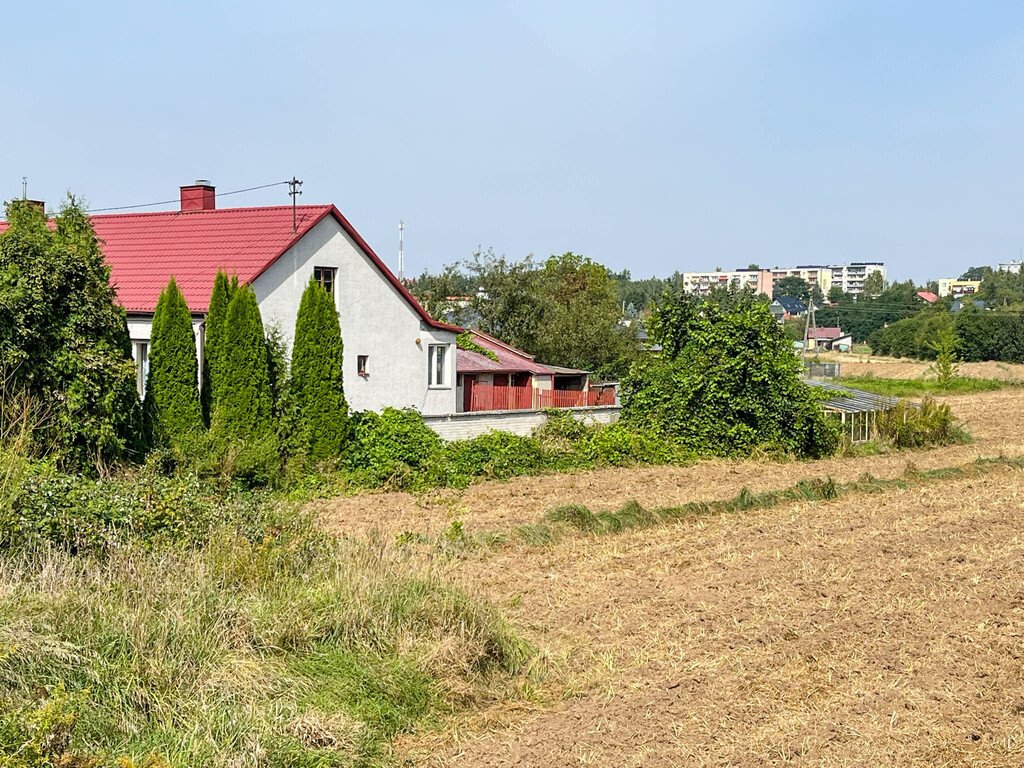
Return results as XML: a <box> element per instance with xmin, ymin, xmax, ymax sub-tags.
<box><xmin>807</xmin><ymin>327</ymin><xmax>844</xmax><ymax>340</ymax></box>
<box><xmin>0</xmin><ymin>204</ymin><xmax>459</xmax><ymax>332</ymax></box>
<box><xmin>457</xmin><ymin>330</ymin><xmax>557</xmax><ymax>375</ymax></box>
<box><xmin>916</xmin><ymin>290</ymin><xmax>939</xmax><ymax>303</ymax></box>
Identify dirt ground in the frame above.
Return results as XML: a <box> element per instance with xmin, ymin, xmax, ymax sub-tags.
<box><xmin>407</xmin><ymin>464</ymin><xmax>1024</xmax><ymax>766</ymax></box>
<box><xmin>314</xmin><ymin>384</ymin><xmax>1024</xmax><ymax>765</ymax></box>
<box><xmin>316</xmin><ymin>388</ymin><xmax>1024</xmax><ymax>540</ymax></box>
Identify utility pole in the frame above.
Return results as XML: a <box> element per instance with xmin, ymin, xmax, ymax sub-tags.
<box><xmin>287</xmin><ymin>177</ymin><xmax>303</xmax><ymax>232</ymax></box>
<box><xmin>398</xmin><ymin>220</ymin><xmax>405</xmax><ymax>282</ymax></box>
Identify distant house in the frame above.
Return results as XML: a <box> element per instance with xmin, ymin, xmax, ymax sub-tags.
<box><xmin>916</xmin><ymin>290</ymin><xmax>939</xmax><ymax>304</ymax></box>
<box><xmin>455</xmin><ymin>330</ymin><xmax>614</xmax><ymax>412</ymax></box>
<box><xmin>770</xmin><ymin>296</ymin><xmax>808</xmax><ymax>320</ymax></box>
<box><xmin>806</xmin><ymin>327</ymin><xmax>852</xmax><ymax>351</ymax></box>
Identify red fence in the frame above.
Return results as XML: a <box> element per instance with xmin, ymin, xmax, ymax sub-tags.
<box><xmin>465</xmin><ymin>384</ymin><xmax>616</xmax><ymax>412</ymax></box>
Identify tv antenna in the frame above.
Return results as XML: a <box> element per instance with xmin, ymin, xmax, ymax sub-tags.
<box><xmin>398</xmin><ymin>220</ymin><xmax>405</xmax><ymax>282</ymax></box>
<box><xmin>21</xmin><ymin>177</ymin><xmax>27</xmax><ymax>200</ymax></box>
<box><xmin>287</xmin><ymin>176</ymin><xmax>303</xmax><ymax>232</ymax></box>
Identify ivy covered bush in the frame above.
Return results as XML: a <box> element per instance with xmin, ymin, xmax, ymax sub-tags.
<box><xmin>621</xmin><ymin>291</ymin><xmax>839</xmax><ymax>459</ymax></box>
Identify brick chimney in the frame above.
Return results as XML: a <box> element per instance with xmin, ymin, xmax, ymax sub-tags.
<box><xmin>180</xmin><ymin>180</ymin><xmax>215</xmax><ymax>211</ymax></box>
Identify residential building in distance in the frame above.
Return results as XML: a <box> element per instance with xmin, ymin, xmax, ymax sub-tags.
<box><xmin>829</xmin><ymin>262</ymin><xmax>886</xmax><ymax>295</ymax></box>
<box><xmin>680</xmin><ymin>268</ymin><xmax>774</xmax><ymax>297</ymax></box>
<box><xmin>998</xmin><ymin>261</ymin><xmax>1024</xmax><ymax>273</ymax></box>
<box><xmin>937</xmin><ymin>278</ymin><xmax>982</xmax><ymax>298</ymax></box>
<box><xmin>770</xmin><ymin>296</ymin><xmax>807</xmax><ymax>320</ymax></box>
<box><xmin>769</xmin><ymin>265</ymin><xmax>833</xmax><ymax>295</ymax></box>
<box><xmin>681</xmin><ymin>261</ymin><xmax>884</xmax><ymax>298</ymax></box>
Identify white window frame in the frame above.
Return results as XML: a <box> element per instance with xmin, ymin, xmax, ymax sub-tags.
<box><xmin>134</xmin><ymin>341</ymin><xmax>149</xmax><ymax>398</ymax></box>
<box><xmin>428</xmin><ymin>344</ymin><xmax>450</xmax><ymax>388</ymax></box>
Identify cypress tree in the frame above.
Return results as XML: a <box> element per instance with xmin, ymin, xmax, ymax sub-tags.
<box><xmin>291</xmin><ymin>277</ymin><xmax>349</xmax><ymax>461</ymax></box>
<box><xmin>145</xmin><ymin>277</ymin><xmax>203</xmax><ymax>449</ymax></box>
<box><xmin>201</xmin><ymin>270</ymin><xmax>236</xmax><ymax>423</ymax></box>
<box><xmin>214</xmin><ymin>284</ymin><xmax>273</xmax><ymax>440</ymax></box>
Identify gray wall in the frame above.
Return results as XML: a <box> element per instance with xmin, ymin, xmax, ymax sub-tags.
<box><xmin>423</xmin><ymin>406</ymin><xmax>621</xmax><ymax>441</ymax></box>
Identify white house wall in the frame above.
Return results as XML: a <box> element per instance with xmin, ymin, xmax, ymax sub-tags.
<box><xmin>252</xmin><ymin>216</ymin><xmax>457</xmax><ymax>415</ymax></box>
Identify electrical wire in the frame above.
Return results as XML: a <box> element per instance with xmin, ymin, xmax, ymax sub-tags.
<box><xmin>85</xmin><ymin>180</ymin><xmax>291</xmax><ymax>213</ymax></box>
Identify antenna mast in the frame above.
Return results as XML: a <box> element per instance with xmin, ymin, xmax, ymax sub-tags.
<box><xmin>287</xmin><ymin>177</ymin><xmax>303</xmax><ymax>232</ymax></box>
<box><xmin>21</xmin><ymin>177</ymin><xmax>27</xmax><ymax>200</ymax></box>
<box><xmin>398</xmin><ymin>220</ymin><xmax>405</xmax><ymax>282</ymax></box>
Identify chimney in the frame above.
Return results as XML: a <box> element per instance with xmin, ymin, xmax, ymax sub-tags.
<box><xmin>179</xmin><ymin>180</ymin><xmax>215</xmax><ymax>211</ymax></box>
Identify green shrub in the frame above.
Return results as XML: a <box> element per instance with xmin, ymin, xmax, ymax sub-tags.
<box><xmin>442</xmin><ymin>431</ymin><xmax>545</xmax><ymax>485</ymax></box>
<box><xmin>290</xmin><ymin>279</ymin><xmax>350</xmax><ymax>464</ymax></box>
<box><xmin>1</xmin><ymin>460</ymin><xmax>221</xmax><ymax>554</ymax></box>
<box><xmin>583</xmin><ymin>421</ymin><xmax>688</xmax><ymax>467</ymax></box>
<box><xmin>346</xmin><ymin>409</ymin><xmax>442</xmax><ymax>488</ymax></box>
<box><xmin>875</xmin><ymin>398</ymin><xmax>970</xmax><ymax>449</ymax></box>
<box><xmin>144</xmin><ymin>278</ymin><xmax>203</xmax><ymax>453</ymax></box>
<box><xmin>621</xmin><ymin>293</ymin><xmax>839</xmax><ymax>459</ymax></box>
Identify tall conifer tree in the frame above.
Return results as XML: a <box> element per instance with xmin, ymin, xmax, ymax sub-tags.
<box><xmin>202</xmin><ymin>270</ymin><xmax>236</xmax><ymax>423</ymax></box>
<box><xmin>145</xmin><ymin>277</ymin><xmax>203</xmax><ymax>449</ymax></box>
<box><xmin>291</xmin><ymin>278</ymin><xmax>349</xmax><ymax>461</ymax></box>
<box><xmin>214</xmin><ymin>284</ymin><xmax>273</xmax><ymax>440</ymax></box>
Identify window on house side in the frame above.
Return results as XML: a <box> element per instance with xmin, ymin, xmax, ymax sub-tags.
<box><xmin>135</xmin><ymin>341</ymin><xmax>149</xmax><ymax>398</ymax></box>
<box><xmin>313</xmin><ymin>266</ymin><xmax>337</xmax><ymax>296</ymax></box>
<box><xmin>428</xmin><ymin>344</ymin><xmax>448</xmax><ymax>387</ymax></box>
<box><xmin>357</xmin><ymin>355</ymin><xmax>369</xmax><ymax>377</ymax></box>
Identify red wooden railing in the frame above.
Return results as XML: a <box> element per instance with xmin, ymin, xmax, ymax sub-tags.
<box><xmin>465</xmin><ymin>384</ymin><xmax>616</xmax><ymax>412</ymax></box>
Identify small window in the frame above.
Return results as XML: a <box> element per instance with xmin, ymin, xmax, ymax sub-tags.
<box><xmin>357</xmin><ymin>355</ymin><xmax>369</xmax><ymax>377</ymax></box>
<box><xmin>428</xmin><ymin>344</ymin><xmax>448</xmax><ymax>387</ymax></box>
<box><xmin>134</xmin><ymin>341</ymin><xmax>149</xmax><ymax>398</ymax></box>
<box><xmin>313</xmin><ymin>266</ymin><xmax>337</xmax><ymax>296</ymax></box>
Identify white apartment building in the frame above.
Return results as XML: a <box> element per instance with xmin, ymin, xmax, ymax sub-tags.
<box><xmin>829</xmin><ymin>262</ymin><xmax>886</xmax><ymax>295</ymax></box>
<box><xmin>769</xmin><ymin>265</ymin><xmax>833</xmax><ymax>295</ymax></box>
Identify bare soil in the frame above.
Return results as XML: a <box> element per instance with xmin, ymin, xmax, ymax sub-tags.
<box><xmin>407</xmin><ymin>465</ymin><xmax>1024</xmax><ymax>766</ymax></box>
<box><xmin>316</xmin><ymin>389</ymin><xmax>1024</xmax><ymax>540</ymax></box>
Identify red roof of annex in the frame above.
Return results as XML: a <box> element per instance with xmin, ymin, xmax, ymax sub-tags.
<box><xmin>0</xmin><ymin>202</ymin><xmax>459</xmax><ymax>332</ymax></box>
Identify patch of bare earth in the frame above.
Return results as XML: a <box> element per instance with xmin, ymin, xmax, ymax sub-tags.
<box><xmin>316</xmin><ymin>388</ymin><xmax>1024</xmax><ymax>539</ymax></box>
<box><xmin>408</xmin><ymin>466</ymin><xmax>1024</xmax><ymax>767</ymax></box>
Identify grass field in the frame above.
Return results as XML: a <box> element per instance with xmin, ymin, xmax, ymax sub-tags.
<box><xmin>839</xmin><ymin>373</ymin><xmax>1012</xmax><ymax>397</ymax></box>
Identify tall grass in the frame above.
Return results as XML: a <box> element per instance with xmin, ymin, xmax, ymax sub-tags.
<box><xmin>0</xmin><ymin>376</ymin><xmax>38</xmax><ymax>518</ymax></box>
<box><xmin>840</xmin><ymin>374</ymin><xmax>1010</xmax><ymax>397</ymax></box>
<box><xmin>0</xmin><ymin>511</ymin><xmax>531</xmax><ymax>767</ymax></box>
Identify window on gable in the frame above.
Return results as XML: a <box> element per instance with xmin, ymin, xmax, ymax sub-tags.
<box><xmin>313</xmin><ymin>266</ymin><xmax>337</xmax><ymax>297</ymax></box>
<box><xmin>357</xmin><ymin>355</ymin><xmax>369</xmax><ymax>377</ymax></box>
<box><xmin>428</xmin><ymin>344</ymin><xmax>449</xmax><ymax>387</ymax></box>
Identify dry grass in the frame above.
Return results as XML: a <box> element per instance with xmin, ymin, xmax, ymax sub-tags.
<box><xmin>816</xmin><ymin>351</ymin><xmax>1024</xmax><ymax>382</ymax></box>
<box><xmin>405</xmin><ymin>463</ymin><xmax>1024</xmax><ymax>766</ymax></box>
<box><xmin>316</xmin><ymin>388</ymin><xmax>1024</xmax><ymax>539</ymax></box>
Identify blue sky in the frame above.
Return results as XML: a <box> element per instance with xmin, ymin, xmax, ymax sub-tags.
<box><xmin>4</xmin><ymin>1</ymin><xmax>1024</xmax><ymax>282</ymax></box>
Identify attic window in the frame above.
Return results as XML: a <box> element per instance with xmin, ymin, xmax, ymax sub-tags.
<box><xmin>313</xmin><ymin>266</ymin><xmax>336</xmax><ymax>296</ymax></box>
<box><xmin>357</xmin><ymin>355</ymin><xmax>369</xmax><ymax>377</ymax></box>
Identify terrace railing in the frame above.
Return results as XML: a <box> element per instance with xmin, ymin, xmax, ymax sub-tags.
<box><xmin>466</xmin><ymin>384</ymin><xmax>615</xmax><ymax>413</ymax></box>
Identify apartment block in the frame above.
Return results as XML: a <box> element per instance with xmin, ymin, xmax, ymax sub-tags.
<box><xmin>680</xmin><ymin>268</ymin><xmax>774</xmax><ymax>297</ymax></box>
<box><xmin>829</xmin><ymin>262</ymin><xmax>886</xmax><ymax>295</ymax></box>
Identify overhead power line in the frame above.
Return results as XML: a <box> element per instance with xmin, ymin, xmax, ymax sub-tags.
<box><xmin>86</xmin><ymin>180</ymin><xmax>292</xmax><ymax>213</ymax></box>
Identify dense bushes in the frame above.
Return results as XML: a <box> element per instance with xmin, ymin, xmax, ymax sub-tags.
<box><xmin>870</xmin><ymin>307</ymin><xmax>1024</xmax><ymax>363</ymax></box>
<box><xmin>622</xmin><ymin>292</ymin><xmax>839</xmax><ymax>459</ymax></box>
<box><xmin>0</xmin><ymin>197</ymin><xmax>140</xmax><ymax>471</ymax></box>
